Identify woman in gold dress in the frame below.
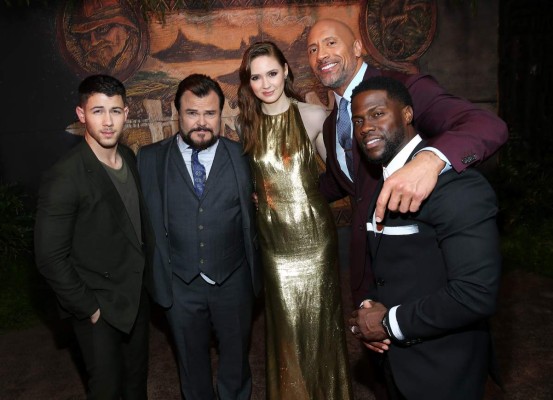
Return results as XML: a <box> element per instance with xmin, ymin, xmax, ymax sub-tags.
<box><xmin>236</xmin><ymin>42</ymin><xmax>352</xmax><ymax>400</ymax></box>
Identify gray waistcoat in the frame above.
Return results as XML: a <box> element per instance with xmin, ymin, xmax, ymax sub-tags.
<box><xmin>166</xmin><ymin>142</ymin><xmax>246</xmax><ymax>284</ymax></box>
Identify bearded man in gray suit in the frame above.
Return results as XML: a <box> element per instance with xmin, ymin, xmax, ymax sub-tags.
<box><xmin>137</xmin><ymin>74</ymin><xmax>261</xmax><ymax>400</ymax></box>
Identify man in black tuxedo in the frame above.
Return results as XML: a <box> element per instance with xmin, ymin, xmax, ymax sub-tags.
<box><xmin>348</xmin><ymin>77</ymin><xmax>501</xmax><ymax>400</ymax></box>
<box><xmin>34</xmin><ymin>74</ymin><xmax>155</xmax><ymax>399</ymax></box>
<box><xmin>137</xmin><ymin>74</ymin><xmax>261</xmax><ymax>400</ymax></box>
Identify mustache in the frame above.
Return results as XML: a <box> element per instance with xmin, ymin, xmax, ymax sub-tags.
<box><xmin>189</xmin><ymin>127</ymin><xmax>214</xmax><ymax>134</ymax></box>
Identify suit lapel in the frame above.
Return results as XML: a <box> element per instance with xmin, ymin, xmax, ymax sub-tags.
<box><xmin>202</xmin><ymin>140</ymin><xmax>227</xmax><ymax>199</ymax></box>
<box><xmin>168</xmin><ymin>135</ymin><xmax>196</xmax><ymax>195</ymax></box>
<box><xmin>158</xmin><ymin>135</ymin><xmax>196</xmax><ymax>232</ymax></box>
<box><xmin>325</xmin><ymin>107</ymin><xmax>352</xmax><ymax>191</ymax></box>
<box><xmin>367</xmin><ymin>177</ymin><xmax>385</xmax><ymax>257</ymax></box>
<box><xmin>367</xmin><ymin>138</ymin><xmax>428</xmax><ymax>258</ymax></box>
<box><xmin>220</xmin><ymin>138</ymin><xmax>251</xmax><ymax>228</ymax></box>
<box><xmin>120</xmin><ymin>147</ymin><xmax>151</xmax><ymax>249</ymax></box>
<box><xmin>80</xmin><ymin>142</ymin><xmax>141</xmax><ymax>252</ymax></box>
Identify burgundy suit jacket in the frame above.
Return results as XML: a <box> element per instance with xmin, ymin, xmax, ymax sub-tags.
<box><xmin>319</xmin><ymin>66</ymin><xmax>508</xmax><ymax>305</ymax></box>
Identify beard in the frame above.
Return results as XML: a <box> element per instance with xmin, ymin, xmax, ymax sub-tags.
<box><xmin>362</xmin><ymin>128</ymin><xmax>406</xmax><ymax>165</ymax></box>
<box><xmin>180</xmin><ymin>127</ymin><xmax>219</xmax><ymax>150</ymax></box>
<box><xmin>319</xmin><ymin>70</ymin><xmax>349</xmax><ymax>90</ymax></box>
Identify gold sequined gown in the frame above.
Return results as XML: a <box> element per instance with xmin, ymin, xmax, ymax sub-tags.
<box><xmin>251</xmin><ymin>101</ymin><xmax>352</xmax><ymax>400</ymax></box>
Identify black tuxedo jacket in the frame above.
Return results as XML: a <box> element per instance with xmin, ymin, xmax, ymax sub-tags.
<box><xmin>318</xmin><ymin>66</ymin><xmax>508</xmax><ymax>305</ymax></box>
<box><xmin>35</xmin><ymin>141</ymin><xmax>155</xmax><ymax>334</ymax></box>
<box><xmin>137</xmin><ymin>136</ymin><xmax>262</xmax><ymax>308</ymax></box>
<box><xmin>366</xmin><ymin>141</ymin><xmax>502</xmax><ymax>399</ymax></box>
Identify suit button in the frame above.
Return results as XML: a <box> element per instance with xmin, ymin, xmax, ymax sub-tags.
<box><xmin>376</xmin><ymin>278</ymin><xmax>385</xmax><ymax>286</ymax></box>
<box><xmin>462</xmin><ymin>154</ymin><xmax>478</xmax><ymax>164</ymax></box>
<box><xmin>199</xmin><ymin>208</ymin><xmax>204</xmax><ymax>213</ymax></box>
<box><xmin>103</xmin><ymin>272</ymin><xmax>111</xmax><ymax>279</ymax></box>
<box><xmin>198</xmin><ymin>225</ymin><xmax>203</xmax><ymax>230</ymax></box>
<box><xmin>200</xmin><ymin>242</ymin><xmax>204</xmax><ymax>247</ymax></box>
<box><xmin>200</xmin><ymin>259</ymin><xmax>204</xmax><ymax>264</ymax></box>
<box><xmin>359</xmin><ymin>224</ymin><xmax>364</xmax><ymax>231</ymax></box>
<box><xmin>357</xmin><ymin>197</ymin><xmax>362</xmax><ymax>202</ymax></box>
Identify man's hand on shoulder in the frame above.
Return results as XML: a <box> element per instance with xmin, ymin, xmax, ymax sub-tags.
<box><xmin>375</xmin><ymin>151</ymin><xmax>444</xmax><ymax>222</ymax></box>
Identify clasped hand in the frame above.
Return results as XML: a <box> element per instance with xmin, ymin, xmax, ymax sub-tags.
<box><xmin>349</xmin><ymin>300</ymin><xmax>391</xmax><ymax>353</ymax></box>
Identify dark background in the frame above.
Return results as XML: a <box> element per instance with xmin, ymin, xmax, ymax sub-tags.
<box><xmin>0</xmin><ymin>2</ymin><xmax>82</xmax><ymax>195</ymax></box>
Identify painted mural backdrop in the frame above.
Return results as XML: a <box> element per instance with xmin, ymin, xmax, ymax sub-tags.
<box><xmin>55</xmin><ymin>0</ymin><xmax>436</xmax><ymax>221</ymax></box>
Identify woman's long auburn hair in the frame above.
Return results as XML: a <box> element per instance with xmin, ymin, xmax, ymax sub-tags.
<box><xmin>236</xmin><ymin>41</ymin><xmax>303</xmax><ymax>154</ymax></box>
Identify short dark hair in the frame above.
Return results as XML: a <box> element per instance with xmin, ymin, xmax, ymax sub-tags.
<box><xmin>78</xmin><ymin>74</ymin><xmax>126</xmax><ymax>106</ymax></box>
<box><xmin>174</xmin><ymin>74</ymin><xmax>225</xmax><ymax>112</ymax></box>
<box><xmin>351</xmin><ymin>76</ymin><xmax>413</xmax><ymax>108</ymax></box>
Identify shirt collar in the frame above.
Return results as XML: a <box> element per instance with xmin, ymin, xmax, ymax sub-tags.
<box><xmin>176</xmin><ymin>133</ymin><xmax>219</xmax><ymax>155</ymax></box>
<box><xmin>383</xmin><ymin>134</ymin><xmax>423</xmax><ymax>180</ymax></box>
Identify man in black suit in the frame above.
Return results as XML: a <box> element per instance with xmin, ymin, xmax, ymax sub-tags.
<box><xmin>35</xmin><ymin>74</ymin><xmax>155</xmax><ymax>399</ymax></box>
<box><xmin>348</xmin><ymin>77</ymin><xmax>501</xmax><ymax>399</ymax></box>
<box><xmin>137</xmin><ymin>74</ymin><xmax>261</xmax><ymax>400</ymax></box>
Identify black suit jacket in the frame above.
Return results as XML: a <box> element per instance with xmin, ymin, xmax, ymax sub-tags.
<box><xmin>137</xmin><ymin>135</ymin><xmax>262</xmax><ymax>308</ymax></box>
<box><xmin>34</xmin><ymin>141</ymin><xmax>155</xmax><ymax>334</ymax></box>
<box><xmin>366</xmin><ymin>141</ymin><xmax>501</xmax><ymax>399</ymax></box>
<box><xmin>318</xmin><ymin>66</ymin><xmax>508</xmax><ymax>305</ymax></box>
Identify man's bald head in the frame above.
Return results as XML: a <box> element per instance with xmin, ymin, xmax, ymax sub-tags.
<box><xmin>307</xmin><ymin>19</ymin><xmax>363</xmax><ymax>95</ymax></box>
<box><xmin>308</xmin><ymin>19</ymin><xmax>357</xmax><ymax>45</ymax></box>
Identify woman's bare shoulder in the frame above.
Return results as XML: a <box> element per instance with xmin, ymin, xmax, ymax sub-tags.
<box><xmin>296</xmin><ymin>101</ymin><xmax>329</xmax><ymax>125</ymax></box>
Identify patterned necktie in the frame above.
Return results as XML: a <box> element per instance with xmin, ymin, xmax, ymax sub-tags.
<box><xmin>337</xmin><ymin>97</ymin><xmax>354</xmax><ymax>180</ymax></box>
<box><xmin>191</xmin><ymin>149</ymin><xmax>206</xmax><ymax>197</ymax></box>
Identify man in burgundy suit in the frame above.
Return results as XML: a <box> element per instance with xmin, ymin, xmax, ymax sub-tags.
<box><xmin>306</xmin><ymin>19</ymin><xmax>508</xmax><ymax>306</ymax></box>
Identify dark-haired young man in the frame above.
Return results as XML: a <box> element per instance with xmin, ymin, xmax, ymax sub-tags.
<box><xmin>35</xmin><ymin>74</ymin><xmax>155</xmax><ymax>399</ymax></box>
<box><xmin>137</xmin><ymin>74</ymin><xmax>261</xmax><ymax>400</ymax></box>
<box><xmin>348</xmin><ymin>76</ymin><xmax>501</xmax><ymax>400</ymax></box>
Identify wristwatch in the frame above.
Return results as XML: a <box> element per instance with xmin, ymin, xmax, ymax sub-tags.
<box><xmin>382</xmin><ymin>313</ymin><xmax>422</xmax><ymax>346</ymax></box>
<box><xmin>381</xmin><ymin>314</ymin><xmax>393</xmax><ymax>339</ymax></box>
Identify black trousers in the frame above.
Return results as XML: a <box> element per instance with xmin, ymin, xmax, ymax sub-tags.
<box><xmin>166</xmin><ymin>262</ymin><xmax>254</xmax><ymax>400</ymax></box>
<box><xmin>72</xmin><ymin>290</ymin><xmax>150</xmax><ymax>400</ymax></box>
<box><xmin>383</xmin><ymin>354</ymin><xmax>407</xmax><ymax>400</ymax></box>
